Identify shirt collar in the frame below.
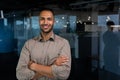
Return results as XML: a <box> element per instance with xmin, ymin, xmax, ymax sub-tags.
<box><xmin>39</xmin><ymin>32</ymin><xmax>55</xmax><ymax>42</ymax></box>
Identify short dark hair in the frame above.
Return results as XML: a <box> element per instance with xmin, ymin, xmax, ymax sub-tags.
<box><xmin>39</xmin><ymin>7</ymin><xmax>55</xmax><ymax>16</ymax></box>
<box><xmin>106</xmin><ymin>21</ymin><xmax>115</xmax><ymax>26</ymax></box>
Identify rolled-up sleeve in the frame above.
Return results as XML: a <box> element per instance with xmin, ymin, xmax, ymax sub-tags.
<box><xmin>51</xmin><ymin>40</ymin><xmax>71</xmax><ymax>80</ymax></box>
<box><xmin>16</xmin><ymin>40</ymin><xmax>35</xmax><ymax>80</ymax></box>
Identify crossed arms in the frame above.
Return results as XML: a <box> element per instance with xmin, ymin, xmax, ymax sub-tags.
<box><xmin>28</xmin><ymin>56</ymin><xmax>69</xmax><ymax>80</ymax></box>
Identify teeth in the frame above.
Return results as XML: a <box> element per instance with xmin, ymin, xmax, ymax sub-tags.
<box><xmin>44</xmin><ymin>26</ymin><xmax>48</xmax><ymax>28</ymax></box>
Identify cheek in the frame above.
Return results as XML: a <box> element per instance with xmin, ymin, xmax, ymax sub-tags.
<box><xmin>39</xmin><ymin>21</ymin><xmax>43</xmax><ymax>25</ymax></box>
<box><xmin>50</xmin><ymin>21</ymin><xmax>54</xmax><ymax>25</ymax></box>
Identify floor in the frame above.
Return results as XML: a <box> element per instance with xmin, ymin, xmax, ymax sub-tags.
<box><xmin>68</xmin><ymin>58</ymin><xmax>120</xmax><ymax>80</ymax></box>
<box><xmin>99</xmin><ymin>69</ymin><xmax>120</xmax><ymax>80</ymax></box>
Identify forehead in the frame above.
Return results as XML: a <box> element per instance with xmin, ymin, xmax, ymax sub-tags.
<box><xmin>39</xmin><ymin>10</ymin><xmax>54</xmax><ymax>17</ymax></box>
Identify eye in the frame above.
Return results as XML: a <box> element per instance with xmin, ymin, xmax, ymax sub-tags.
<box><xmin>47</xmin><ymin>18</ymin><xmax>52</xmax><ymax>21</ymax></box>
<box><xmin>40</xmin><ymin>17</ymin><xmax>44</xmax><ymax>20</ymax></box>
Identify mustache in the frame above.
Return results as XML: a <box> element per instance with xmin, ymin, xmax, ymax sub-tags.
<box><xmin>41</xmin><ymin>24</ymin><xmax>48</xmax><ymax>26</ymax></box>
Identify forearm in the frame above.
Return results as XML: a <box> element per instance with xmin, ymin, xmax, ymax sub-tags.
<box><xmin>51</xmin><ymin>64</ymin><xmax>71</xmax><ymax>80</ymax></box>
<box><xmin>30</xmin><ymin>63</ymin><xmax>54</xmax><ymax>78</ymax></box>
<box><xmin>31</xmin><ymin>72</ymin><xmax>43</xmax><ymax>80</ymax></box>
<box><xmin>29</xmin><ymin>55</ymin><xmax>70</xmax><ymax>79</ymax></box>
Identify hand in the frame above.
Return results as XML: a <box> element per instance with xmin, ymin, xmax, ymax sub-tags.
<box><xmin>28</xmin><ymin>60</ymin><xmax>36</xmax><ymax>70</ymax></box>
<box><xmin>54</xmin><ymin>56</ymin><xmax>69</xmax><ymax>66</ymax></box>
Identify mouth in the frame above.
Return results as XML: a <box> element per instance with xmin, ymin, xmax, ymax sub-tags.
<box><xmin>43</xmin><ymin>25</ymin><xmax>49</xmax><ymax>29</ymax></box>
<box><xmin>41</xmin><ymin>24</ymin><xmax>49</xmax><ymax>29</ymax></box>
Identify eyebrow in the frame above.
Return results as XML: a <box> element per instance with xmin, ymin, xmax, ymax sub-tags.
<box><xmin>40</xmin><ymin>17</ymin><xmax>53</xmax><ymax>20</ymax></box>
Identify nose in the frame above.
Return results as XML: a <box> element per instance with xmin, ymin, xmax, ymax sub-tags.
<box><xmin>44</xmin><ymin>19</ymin><xmax>48</xmax><ymax>24</ymax></box>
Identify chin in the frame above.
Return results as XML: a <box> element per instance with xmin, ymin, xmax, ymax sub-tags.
<box><xmin>42</xmin><ymin>28</ymin><xmax>53</xmax><ymax>33</ymax></box>
<box><xmin>43</xmin><ymin>30</ymin><xmax>51</xmax><ymax>33</ymax></box>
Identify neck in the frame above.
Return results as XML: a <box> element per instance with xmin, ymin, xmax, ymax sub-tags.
<box><xmin>41</xmin><ymin>31</ymin><xmax>52</xmax><ymax>41</ymax></box>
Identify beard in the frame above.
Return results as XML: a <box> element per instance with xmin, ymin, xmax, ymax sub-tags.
<box><xmin>40</xmin><ymin>24</ymin><xmax>53</xmax><ymax>33</ymax></box>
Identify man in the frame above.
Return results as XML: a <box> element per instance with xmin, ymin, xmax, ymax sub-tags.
<box><xmin>16</xmin><ymin>8</ymin><xmax>71</xmax><ymax>80</ymax></box>
<box><xmin>103</xmin><ymin>20</ymin><xmax>120</xmax><ymax>75</ymax></box>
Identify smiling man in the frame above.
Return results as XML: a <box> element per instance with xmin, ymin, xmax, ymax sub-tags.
<box><xmin>16</xmin><ymin>8</ymin><xmax>71</xmax><ymax>80</ymax></box>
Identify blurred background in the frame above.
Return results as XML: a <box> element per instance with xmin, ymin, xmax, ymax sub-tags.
<box><xmin>0</xmin><ymin>0</ymin><xmax>120</xmax><ymax>80</ymax></box>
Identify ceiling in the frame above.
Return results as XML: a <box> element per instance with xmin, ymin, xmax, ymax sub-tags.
<box><xmin>0</xmin><ymin>0</ymin><xmax>76</xmax><ymax>13</ymax></box>
<box><xmin>0</xmin><ymin>0</ymin><xmax>119</xmax><ymax>16</ymax></box>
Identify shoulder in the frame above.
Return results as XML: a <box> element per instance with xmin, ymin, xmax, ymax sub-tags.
<box><xmin>24</xmin><ymin>37</ymin><xmax>38</xmax><ymax>47</ymax></box>
<box><xmin>27</xmin><ymin>36</ymin><xmax>40</xmax><ymax>42</ymax></box>
<box><xmin>55</xmin><ymin>34</ymin><xmax>67</xmax><ymax>41</ymax></box>
<box><xmin>55</xmin><ymin>34</ymin><xmax>69</xmax><ymax>45</ymax></box>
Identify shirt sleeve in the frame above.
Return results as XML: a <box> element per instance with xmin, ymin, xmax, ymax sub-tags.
<box><xmin>51</xmin><ymin>39</ymin><xmax>71</xmax><ymax>80</ymax></box>
<box><xmin>16</xmin><ymin>40</ymin><xmax>35</xmax><ymax>80</ymax></box>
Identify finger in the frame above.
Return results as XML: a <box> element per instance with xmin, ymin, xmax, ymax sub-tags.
<box><xmin>28</xmin><ymin>61</ymin><xmax>34</xmax><ymax>69</ymax></box>
<box><xmin>60</xmin><ymin>61</ymin><xmax>66</xmax><ymax>65</ymax></box>
<box><xmin>62</xmin><ymin>57</ymin><xmax>69</xmax><ymax>61</ymax></box>
<box><xmin>63</xmin><ymin>59</ymin><xmax>69</xmax><ymax>62</ymax></box>
<box><xmin>61</xmin><ymin>56</ymin><xmax>68</xmax><ymax>59</ymax></box>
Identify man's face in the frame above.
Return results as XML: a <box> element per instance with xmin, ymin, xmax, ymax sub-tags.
<box><xmin>39</xmin><ymin>10</ymin><xmax>54</xmax><ymax>33</ymax></box>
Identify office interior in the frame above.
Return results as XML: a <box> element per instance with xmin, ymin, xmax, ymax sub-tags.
<box><xmin>0</xmin><ymin>0</ymin><xmax>120</xmax><ymax>80</ymax></box>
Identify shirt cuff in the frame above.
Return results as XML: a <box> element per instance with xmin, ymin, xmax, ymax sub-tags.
<box><xmin>51</xmin><ymin>65</ymin><xmax>58</xmax><ymax>79</ymax></box>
